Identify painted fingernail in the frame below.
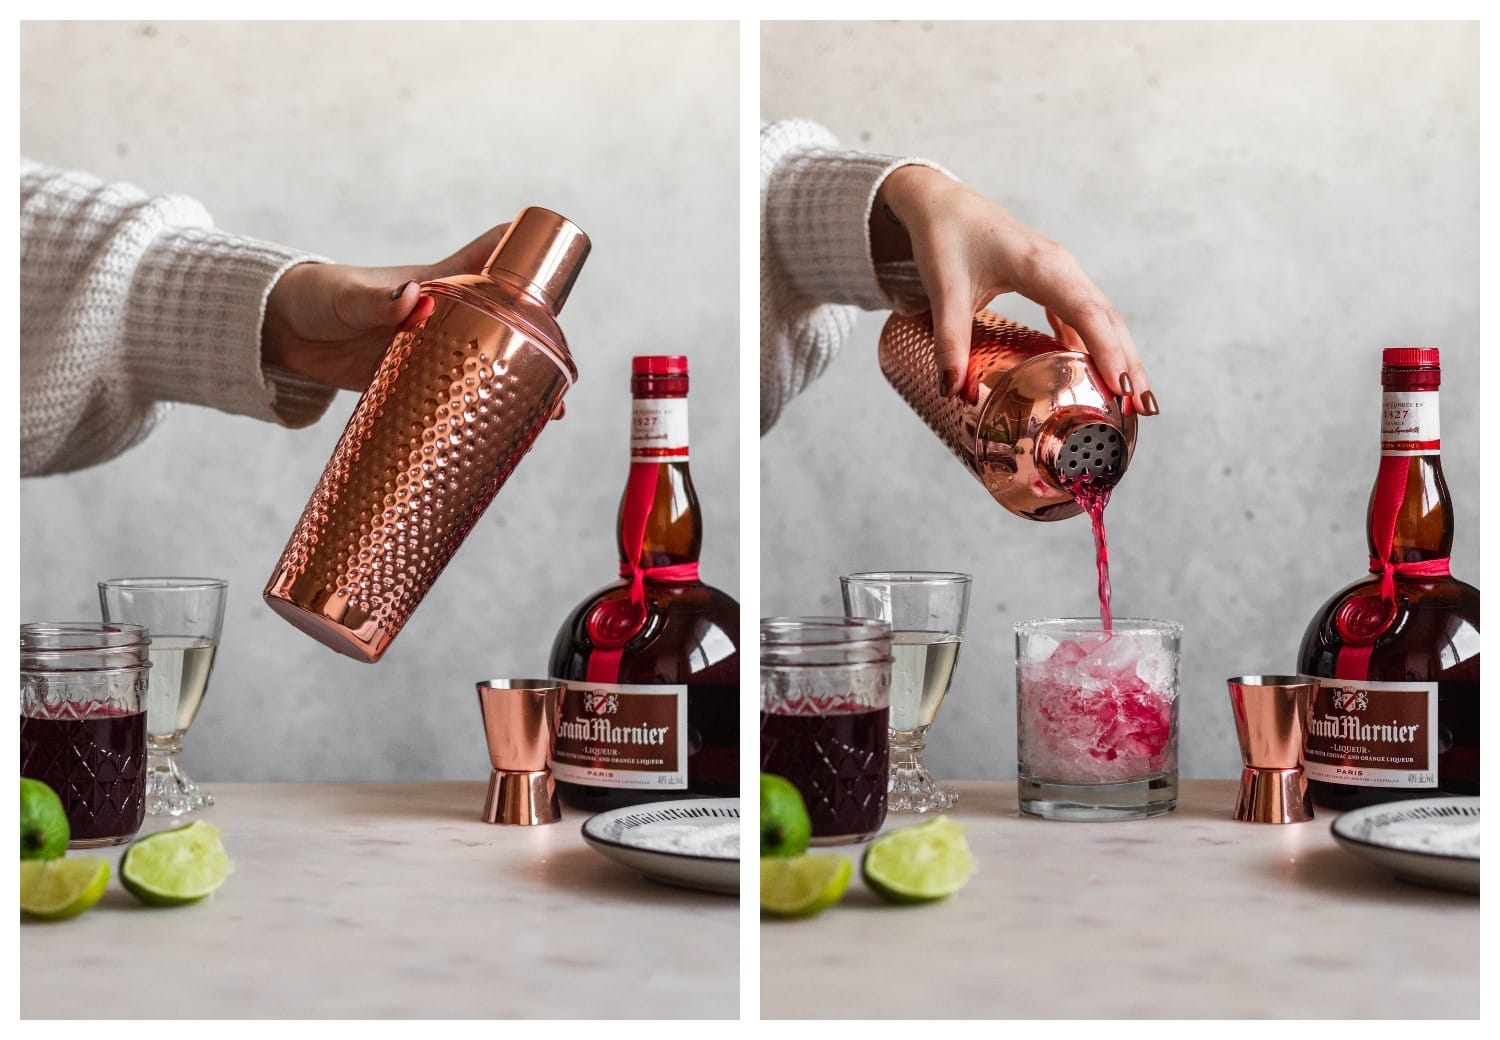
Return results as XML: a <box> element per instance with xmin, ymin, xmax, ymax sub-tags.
<box><xmin>1118</xmin><ymin>373</ymin><xmax>1134</xmax><ymax>396</ymax></box>
<box><xmin>1141</xmin><ymin>390</ymin><xmax>1160</xmax><ymax>416</ymax></box>
<box><xmin>941</xmin><ymin>368</ymin><xmax>960</xmax><ymax>397</ymax></box>
<box><xmin>390</xmin><ymin>280</ymin><xmax>416</xmax><ymax>300</ymax></box>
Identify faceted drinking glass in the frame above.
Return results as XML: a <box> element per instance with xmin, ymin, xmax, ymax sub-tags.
<box><xmin>760</xmin><ymin>617</ymin><xmax>893</xmax><ymax>845</ymax></box>
<box><xmin>840</xmin><ymin>571</ymin><xmax>971</xmax><ymax>813</ymax></box>
<box><xmin>99</xmin><ymin>578</ymin><xmax>228</xmax><ymax>816</ymax></box>
<box><xmin>1015</xmin><ymin>617</ymin><xmax>1182</xmax><ymax>821</ymax></box>
<box><xmin>21</xmin><ymin>622</ymin><xmax>151</xmax><ymax>848</ymax></box>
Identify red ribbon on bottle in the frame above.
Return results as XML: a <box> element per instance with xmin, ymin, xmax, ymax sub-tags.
<box><xmin>1366</xmin><ymin>555</ymin><xmax>1451</xmax><ymax>602</ymax></box>
<box><xmin>585</xmin><ymin>461</ymin><xmax>700</xmax><ymax>683</ymax></box>
<box><xmin>1334</xmin><ymin>455</ymin><xmax>1450</xmax><ymax>679</ymax></box>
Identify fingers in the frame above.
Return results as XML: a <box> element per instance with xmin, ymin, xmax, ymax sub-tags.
<box><xmin>365</xmin><ymin>222</ymin><xmax>513</xmax><ymax>293</ymax></box>
<box><xmin>1045</xmin><ymin>309</ymin><xmax>1085</xmax><ymax>351</ymax></box>
<box><xmin>1107</xmin><ymin>310</ymin><xmax>1156</xmax><ymax>415</ymax></box>
<box><xmin>330</xmin><ymin>278</ymin><xmax>422</xmax><ymax>336</ymax></box>
<box><xmin>429</xmin><ymin>222</ymin><xmax>510</xmax><ymax>278</ymax></box>
<box><xmin>1019</xmin><ymin>245</ymin><xmax>1155</xmax><ymax>415</ymax></box>
<box><xmin>930</xmin><ymin>279</ymin><xmax>975</xmax><ymax>398</ymax></box>
<box><xmin>395</xmin><ymin>291</ymin><xmax>436</xmax><ymax>333</ymax></box>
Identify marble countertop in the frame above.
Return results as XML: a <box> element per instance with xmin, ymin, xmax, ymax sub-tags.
<box><xmin>761</xmin><ymin>780</ymin><xmax>1478</xmax><ymax>1020</ymax></box>
<box><xmin>21</xmin><ymin>783</ymin><xmax>738</xmax><ymax>1019</ymax></box>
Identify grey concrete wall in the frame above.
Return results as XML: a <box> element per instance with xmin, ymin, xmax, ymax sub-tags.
<box><xmin>761</xmin><ymin>21</ymin><xmax>1478</xmax><ymax>780</ymax></box>
<box><xmin>19</xmin><ymin>21</ymin><xmax>740</xmax><ymax>781</ymax></box>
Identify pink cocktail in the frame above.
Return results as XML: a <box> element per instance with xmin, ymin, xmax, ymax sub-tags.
<box><xmin>1015</xmin><ymin>618</ymin><xmax>1182</xmax><ymax>820</ymax></box>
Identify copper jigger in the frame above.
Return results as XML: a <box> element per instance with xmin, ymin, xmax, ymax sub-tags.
<box><xmin>475</xmin><ymin>680</ymin><xmax>564</xmax><ymax>825</ymax></box>
<box><xmin>1227</xmin><ymin>675</ymin><xmax>1315</xmax><ymax>824</ymax></box>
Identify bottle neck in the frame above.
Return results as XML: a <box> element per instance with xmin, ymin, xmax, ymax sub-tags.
<box><xmin>618</xmin><ymin>388</ymin><xmax>702</xmax><ymax>570</ymax></box>
<box><xmin>1367</xmin><ymin>374</ymin><xmax>1452</xmax><ymax>564</ymax></box>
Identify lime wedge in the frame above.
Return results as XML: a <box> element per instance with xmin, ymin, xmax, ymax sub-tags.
<box><xmin>20</xmin><ymin>777</ymin><xmax>71</xmax><ymax>861</ymax></box>
<box><xmin>760</xmin><ymin>854</ymin><xmax>851</xmax><ymax>918</ymax></box>
<box><xmin>120</xmin><ymin>820</ymin><xmax>233</xmax><ymax>906</ymax></box>
<box><xmin>760</xmin><ymin>773</ymin><xmax>812</xmax><ymax>858</ymax></box>
<box><xmin>861</xmin><ymin>816</ymin><xmax>974</xmax><ymax>904</ymax></box>
<box><xmin>20</xmin><ymin>857</ymin><xmax>110</xmax><ymax>919</ymax></box>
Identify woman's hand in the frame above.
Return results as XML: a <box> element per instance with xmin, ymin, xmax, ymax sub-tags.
<box><xmin>261</xmin><ymin>224</ymin><xmax>509</xmax><ymax>392</ymax></box>
<box><xmin>872</xmin><ymin>165</ymin><xmax>1156</xmax><ymax>415</ymax></box>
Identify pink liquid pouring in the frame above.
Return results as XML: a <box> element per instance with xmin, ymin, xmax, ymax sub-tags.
<box><xmin>1063</xmin><ymin>478</ymin><xmax>1113</xmax><ymax>630</ymax></box>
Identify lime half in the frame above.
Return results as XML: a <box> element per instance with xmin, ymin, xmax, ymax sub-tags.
<box><xmin>120</xmin><ymin>820</ymin><xmax>233</xmax><ymax>906</ymax></box>
<box><xmin>20</xmin><ymin>778</ymin><xmax>71</xmax><ymax>861</ymax></box>
<box><xmin>761</xmin><ymin>854</ymin><xmax>851</xmax><ymax>918</ymax></box>
<box><xmin>862</xmin><ymin>816</ymin><xmax>975</xmax><ymax>904</ymax></box>
<box><xmin>20</xmin><ymin>857</ymin><xmax>110</xmax><ymax>919</ymax></box>
<box><xmin>760</xmin><ymin>773</ymin><xmax>812</xmax><ymax>858</ymax></box>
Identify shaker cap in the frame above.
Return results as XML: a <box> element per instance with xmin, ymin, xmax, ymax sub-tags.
<box><xmin>632</xmin><ymin>355</ymin><xmax>688</xmax><ymax>376</ymax></box>
<box><xmin>484</xmin><ymin>207</ymin><xmax>591</xmax><ymax>314</ymax></box>
<box><xmin>1382</xmin><ymin>347</ymin><xmax>1440</xmax><ymax>369</ymax></box>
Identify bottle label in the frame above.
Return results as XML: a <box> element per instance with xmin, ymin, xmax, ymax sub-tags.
<box><xmin>1381</xmin><ymin>390</ymin><xmax>1440</xmax><ymax>456</ymax></box>
<box><xmin>550</xmin><ymin>680</ymin><xmax>689</xmax><ymax>790</ymax></box>
<box><xmin>1303</xmin><ymin>679</ymin><xmax>1439</xmax><ymax>788</ymax></box>
<box><xmin>631</xmin><ymin>398</ymin><xmax>689</xmax><ymax>462</ymax></box>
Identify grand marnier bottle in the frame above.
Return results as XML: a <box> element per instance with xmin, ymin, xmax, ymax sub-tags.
<box><xmin>1298</xmin><ymin>348</ymin><xmax>1480</xmax><ymax>809</ymax></box>
<box><xmin>548</xmin><ymin>356</ymin><xmax>739</xmax><ymax>810</ymax></box>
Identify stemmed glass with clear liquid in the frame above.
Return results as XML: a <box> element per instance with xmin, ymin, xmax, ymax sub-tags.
<box><xmin>841</xmin><ymin>571</ymin><xmax>971</xmax><ymax>812</ymax></box>
<box><xmin>99</xmin><ymin>578</ymin><xmax>227</xmax><ymax>816</ymax></box>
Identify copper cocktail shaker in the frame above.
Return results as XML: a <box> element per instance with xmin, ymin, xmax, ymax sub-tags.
<box><xmin>265</xmin><ymin>208</ymin><xmax>590</xmax><ymax>662</ymax></box>
<box><xmin>878</xmin><ymin>309</ymin><xmax>1137</xmax><ymax>520</ymax></box>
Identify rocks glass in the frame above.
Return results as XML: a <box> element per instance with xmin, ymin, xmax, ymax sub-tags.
<box><xmin>1016</xmin><ymin>617</ymin><xmax>1182</xmax><ymax>821</ymax></box>
<box><xmin>760</xmin><ymin>617</ymin><xmax>892</xmax><ymax>844</ymax></box>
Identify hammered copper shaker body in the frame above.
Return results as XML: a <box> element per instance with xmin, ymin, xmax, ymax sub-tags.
<box><xmin>878</xmin><ymin>309</ymin><xmax>1138</xmax><ymax>521</ymax></box>
<box><xmin>264</xmin><ymin>208</ymin><xmax>590</xmax><ymax>662</ymax></box>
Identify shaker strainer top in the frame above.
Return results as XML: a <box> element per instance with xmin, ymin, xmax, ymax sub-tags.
<box><xmin>1058</xmin><ymin>422</ymin><xmax>1128</xmax><ymax>490</ymax></box>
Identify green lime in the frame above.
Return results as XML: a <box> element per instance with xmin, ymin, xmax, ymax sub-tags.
<box><xmin>760</xmin><ymin>854</ymin><xmax>851</xmax><ymax>918</ymax></box>
<box><xmin>20</xmin><ymin>857</ymin><xmax>110</xmax><ymax>919</ymax></box>
<box><xmin>120</xmin><ymin>820</ymin><xmax>233</xmax><ymax>906</ymax></box>
<box><xmin>20</xmin><ymin>778</ymin><xmax>70</xmax><ymax>861</ymax></box>
<box><xmin>760</xmin><ymin>773</ymin><xmax>812</xmax><ymax>858</ymax></box>
<box><xmin>861</xmin><ymin>815</ymin><xmax>975</xmax><ymax>904</ymax></box>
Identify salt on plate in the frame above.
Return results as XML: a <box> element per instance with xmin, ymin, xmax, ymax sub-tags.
<box><xmin>625</xmin><ymin>819</ymin><xmax>740</xmax><ymax>859</ymax></box>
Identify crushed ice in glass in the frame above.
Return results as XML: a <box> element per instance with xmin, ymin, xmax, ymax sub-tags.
<box><xmin>1020</xmin><ymin>631</ymin><xmax>1177</xmax><ymax>784</ymax></box>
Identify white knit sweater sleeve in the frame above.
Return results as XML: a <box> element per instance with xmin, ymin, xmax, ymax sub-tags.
<box><xmin>20</xmin><ymin>159</ymin><xmax>338</xmax><ymax>476</ymax></box>
<box><xmin>759</xmin><ymin>119</ymin><xmax>948</xmax><ymax>435</ymax></box>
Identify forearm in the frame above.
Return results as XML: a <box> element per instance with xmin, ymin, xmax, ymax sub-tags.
<box><xmin>759</xmin><ymin>120</ymin><xmax>954</xmax><ymax>433</ymax></box>
<box><xmin>763</xmin><ymin>130</ymin><xmax>944</xmax><ymax>310</ymax></box>
<box><xmin>20</xmin><ymin>160</ymin><xmax>336</xmax><ymax>475</ymax></box>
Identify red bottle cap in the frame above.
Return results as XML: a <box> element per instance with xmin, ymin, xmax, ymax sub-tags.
<box><xmin>632</xmin><ymin>355</ymin><xmax>689</xmax><ymax>376</ymax></box>
<box><xmin>1382</xmin><ymin>347</ymin><xmax>1440</xmax><ymax>369</ymax></box>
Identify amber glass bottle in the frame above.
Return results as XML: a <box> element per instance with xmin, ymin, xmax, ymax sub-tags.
<box><xmin>548</xmin><ymin>356</ymin><xmax>739</xmax><ymax>810</ymax></box>
<box><xmin>1298</xmin><ymin>348</ymin><xmax>1480</xmax><ymax>809</ymax></box>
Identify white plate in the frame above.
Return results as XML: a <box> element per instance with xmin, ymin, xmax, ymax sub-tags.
<box><xmin>581</xmin><ymin>798</ymin><xmax>740</xmax><ymax>895</ymax></box>
<box><xmin>1330</xmin><ymin>797</ymin><xmax>1479</xmax><ymax>894</ymax></box>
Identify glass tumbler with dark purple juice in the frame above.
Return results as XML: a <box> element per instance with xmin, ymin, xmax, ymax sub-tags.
<box><xmin>760</xmin><ymin>617</ymin><xmax>892</xmax><ymax>844</ymax></box>
<box><xmin>21</xmin><ymin>623</ymin><xmax>151</xmax><ymax>848</ymax></box>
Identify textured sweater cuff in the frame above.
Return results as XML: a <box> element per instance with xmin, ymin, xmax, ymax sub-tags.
<box><xmin>123</xmin><ymin>227</ymin><xmax>337</xmax><ymax>427</ymax></box>
<box><xmin>766</xmin><ymin>148</ymin><xmax>949</xmax><ymax>311</ymax></box>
